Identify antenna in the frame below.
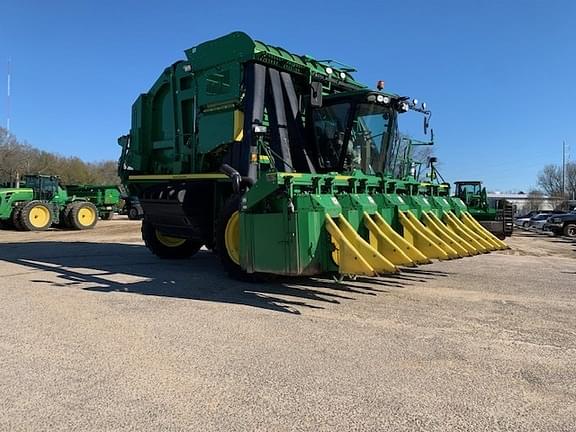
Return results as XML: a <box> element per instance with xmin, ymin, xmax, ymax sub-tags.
<box><xmin>6</xmin><ymin>57</ymin><xmax>11</xmax><ymax>132</ymax></box>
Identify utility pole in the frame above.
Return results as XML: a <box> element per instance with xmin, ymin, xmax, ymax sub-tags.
<box><xmin>6</xmin><ymin>57</ymin><xmax>11</xmax><ymax>132</ymax></box>
<box><xmin>562</xmin><ymin>140</ymin><xmax>566</xmax><ymax>199</ymax></box>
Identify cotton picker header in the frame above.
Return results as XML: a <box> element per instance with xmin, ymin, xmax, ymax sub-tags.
<box><xmin>118</xmin><ymin>32</ymin><xmax>507</xmax><ymax>280</ymax></box>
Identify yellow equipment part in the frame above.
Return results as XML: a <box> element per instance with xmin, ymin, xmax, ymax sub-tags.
<box><xmin>371</xmin><ymin>212</ymin><xmax>431</xmax><ymax>265</ymax></box>
<box><xmin>458</xmin><ymin>213</ymin><xmax>502</xmax><ymax>250</ymax></box>
<box><xmin>449</xmin><ymin>212</ymin><xmax>500</xmax><ymax>251</ymax></box>
<box><xmin>28</xmin><ymin>204</ymin><xmax>52</xmax><ymax>229</ymax></box>
<box><xmin>421</xmin><ymin>212</ymin><xmax>471</xmax><ymax>257</ymax></box>
<box><xmin>363</xmin><ymin>212</ymin><xmax>416</xmax><ymax>267</ymax></box>
<box><xmin>443</xmin><ymin>212</ymin><xmax>492</xmax><ymax>252</ymax></box>
<box><xmin>224</xmin><ymin>211</ymin><xmax>241</xmax><ymax>265</ymax></box>
<box><xmin>156</xmin><ymin>230</ymin><xmax>187</xmax><ymax>248</ymax></box>
<box><xmin>325</xmin><ymin>215</ymin><xmax>398</xmax><ymax>276</ymax></box>
<box><xmin>398</xmin><ymin>211</ymin><xmax>450</xmax><ymax>260</ymax></box>
<box><xmin>461</xmin><ymin>212</ymin><xmax>509</xmax><ymax>250</ymax></box>
<box><xmin>404</xmin><ymin>211</ymin><xmax>460</xmax><ymax>259</ymax></box>
<box><xmin>77</xmin><ymin>206</ymin><xmax>97</xmax><ymax>227</ymax></box>
<box><xmin>426</xmin><ymin>211</ymin><xmax>480</xmax><ymax>256</ymax></box>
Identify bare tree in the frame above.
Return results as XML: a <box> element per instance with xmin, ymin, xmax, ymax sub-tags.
<box><xmin>537</xmin><ymin>165</ymin><xmax>562</xmax><ymax>196</ymax></box>
<box><xmin>537</xmin><ymin>162</ymin><xmax>576</xmax><ymax>199</ymax></box>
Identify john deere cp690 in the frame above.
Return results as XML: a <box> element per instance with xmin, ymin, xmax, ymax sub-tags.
<box><xmin>118</xmin><ymin>32</ymin><xmax>507</xmax><ymax>280</ymax></box>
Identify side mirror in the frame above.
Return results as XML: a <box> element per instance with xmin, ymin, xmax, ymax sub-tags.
<box><xmin>310</xmin><ymin>81</ymin><xmax>323</xmax><ymax>107</ymax></box>
<box><xmin>424</xmin><ymin>116</ymin><xmax>429</xmax><ymax>135</ymax></box>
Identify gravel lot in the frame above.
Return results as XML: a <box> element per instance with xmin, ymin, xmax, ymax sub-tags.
<box><xmin>1</xmin><ymin>220</ymin><xmax>575</xmax><ymax>431</ymax></box>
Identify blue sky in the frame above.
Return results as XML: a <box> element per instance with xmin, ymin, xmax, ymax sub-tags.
<box><xmin>1</xmin><ymin>0</ymin><xmax>574</xmax><ymax>191</ymax></box>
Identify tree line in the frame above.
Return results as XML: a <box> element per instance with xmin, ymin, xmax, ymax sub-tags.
<box><xmin>0</xmin><ymin>127</ymin><xmax>119</xmax><ymax>186</ymax></box>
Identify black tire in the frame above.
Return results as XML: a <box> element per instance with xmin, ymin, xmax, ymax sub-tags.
<box><xmin>19</xmin><ymin>201</ymin><xmax>53</xmax><ymax>231</ymax></box>
<box><xmin>57</xmin><ymin>203</ymin><xmax>75</xmax><ymax>228</ymax></box>
<box><xmin>11</xmin><ymin>207</ymin><xmax>24</xmax><ymax>231</ymax></box>
<box><xmin>69</xmin><ymin>201</ymin><xmax>98</xmax><ymax>230</ymax></box>
<box><xmin>141</xmin><ymin>220</ymin><xmax>202</xmax><ymax>259</ymax></box>
<box><xmin>101</xmin><ymin>211</ymin><xmax>114</xmax><ymax>220</ymax></box>
<box><xmin>563</xmin><ymin>223</ymin><xmax>576</xmax><ymax>238</ymax></box>
<box><xmin>522</xmin><ymin>221</ymin><xmax>529</xmax><ymax>228</ymax></box>
<box><xmin>128</xmin><ymin>207</ymin><xmax>140</xmax><ymax>220</ymax></box>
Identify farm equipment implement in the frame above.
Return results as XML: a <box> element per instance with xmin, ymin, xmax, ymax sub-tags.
<box><xmin>65</xmin><ymin>184</ymin><xmax>122</xmax><ymax>220</ymax></box>
<box><xmin>0</xmin><ymin>175</ymin><xmax>99</xmax><ymax>231</ymax></box>
<box><xmin>118</xmin><ymin>32</ymin><xmax>507</xmax><ymax>280</ymax></box>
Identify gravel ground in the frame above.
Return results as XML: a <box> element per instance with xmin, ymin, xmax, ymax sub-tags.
<box><xmin>0</xmin><ymin>220</ymin><xmax>575</xmax><ymax>431</ymax></box>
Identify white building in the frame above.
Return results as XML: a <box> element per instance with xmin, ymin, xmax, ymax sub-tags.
<box><xmin>487</xmin><ymin>193</ymin><xmax>574</xmax><ymax>214</ymax></box>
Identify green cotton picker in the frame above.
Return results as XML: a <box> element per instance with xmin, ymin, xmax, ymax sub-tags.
<box><xmin>117</xmin><ymin>32</ymin><xmax>508</xmax><ymax>281</ymax></box>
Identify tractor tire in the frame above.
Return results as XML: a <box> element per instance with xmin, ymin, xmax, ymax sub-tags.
<box><xmin>19</xmin><ymin>201</ymin><xmax>54</xmax><ymax>231</ymax></box>
<box><xmin>11</xmin><ymin>207</ymin><xmax>24</xmax><ymax>231</ymax></box>
<box><xmin>128</xmin><ymin>207</ymin><xmax>140</xmax><ymax>220</ymax></box>
<box><xmin>101</xmin><ymin>211</ymin><xmax>114</xmax><ymax>220</ymax></box>
<box><xmin>58</xmin><ymin>203</ymin><xmax>75</xmax><ymax>228</ymax></box>
<box><xmin>216</xmin><ymin>195</ymin><xmax>268</xmax><ymax>282</ymax></box>
<box><xmin>68</xmin><ymin>201</ymin><xmax>98</xmax><ymax>230</ymax></box>
<box><xmin>141</xmin><ymin>220</ymin><xmax>202</xmax><ymax>259</ymax></box>
<box><xmin>563</xmin><ymin>223</ymin><xmax>576</xmax><ymax>238</ymax></box>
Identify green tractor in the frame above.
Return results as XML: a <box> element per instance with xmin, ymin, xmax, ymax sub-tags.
<box><xmin>453</xmin><ymin>181</ymin><xmax>514</xmax><ymax>239</ymax></box>
<box><xmin>118</xmin><ymin>32</ymin><xmax>507</xmax><ymax>280</ymax></box>
<box><xmin>0</xmin><ymin>175</ymin><xmax>99</xmax><ymax>231</ymax></box>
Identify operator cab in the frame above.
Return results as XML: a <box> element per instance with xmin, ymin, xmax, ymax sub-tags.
<box><xmin>454</xmin><ymin>181</ymin><xmax>485</xmax><ymax>208</ymax></box>
<box><xmin>309</xmin><ymin>90</ymin><xmax>429</xmax><ymax>176</ymax></box>
<box><xmin>21</xmin><ymin>175</ymin><xmax>60</xmax><ymax>201</ymax></box>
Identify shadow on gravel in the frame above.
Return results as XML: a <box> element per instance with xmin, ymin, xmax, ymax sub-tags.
<box><xmin>0</xmin><ymin>241</ymin><xmax>443</xmax><ymax>314</ymax></box>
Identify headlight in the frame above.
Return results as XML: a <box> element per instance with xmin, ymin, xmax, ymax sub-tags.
<box><xmin>373</xmin><ymin>94</ymin><xmax>391</xmax><ymax>104</ymax></box>
<box><xmin>397</xmin><ymin>101</ymin><xmax>409</xmax><ymax>112</ymax></box>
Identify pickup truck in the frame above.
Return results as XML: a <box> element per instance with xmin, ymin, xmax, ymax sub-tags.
<box><xmin>544</xmin><ymin>212</ymin><xmax>576</xmax><ymax>238</ymax></box>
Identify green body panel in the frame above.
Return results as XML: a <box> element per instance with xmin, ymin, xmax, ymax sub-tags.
<box><xmin>242</xmin><ymin>193</ymin><xmax>340</xmax><ymax>275</ymax></box>
<box><xmin>0</xmin><ymin>188</ymin><xmax>34</xmax><ymax>219</ymax></box>
<box><xmin>466</xmin><ymin>207</ymin><xmax>498</xmax><ymax>221</ymax></box>
<box><xmin>65</xmin><ymin>185</ymin><xmax>122</xmax><ymax>216</ymax></box>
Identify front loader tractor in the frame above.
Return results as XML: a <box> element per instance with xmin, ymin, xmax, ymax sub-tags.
<box><xmin>118</xmin><ymin>32</ymin><xmax>507</xmax><ymax>280</ymax></box>
<box><xmin>0</xmin><ymin>175</ymin><xmax>98</xmax><ymax>231</ymax></box>
<box><xmin>454</xmin><ymin>181</ymin><xmax>514</xmax><ymax>239</ymax></box>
